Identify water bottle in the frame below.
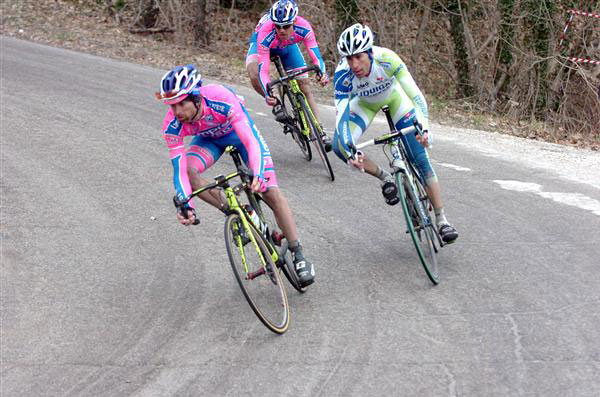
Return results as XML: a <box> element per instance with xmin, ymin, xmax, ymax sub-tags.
<box><xmin>245</xmin><ymin>205</ymin><xmax>266</xmax><ymax>235</ymax></box>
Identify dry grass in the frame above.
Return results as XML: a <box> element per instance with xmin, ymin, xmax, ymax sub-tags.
<box><xmin>2</xmin><ymin>0</ymin><xmax>598</xmax><ymax>151</ymax></box>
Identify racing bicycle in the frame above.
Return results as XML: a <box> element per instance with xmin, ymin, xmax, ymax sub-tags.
<box><xmin>266</xmin><ymin>56</ymin><xmax>335</xmax><ymax>181</ymax></box>
<box><xmin>173</xmin><ymin>146</ymin><xmax>305</xmax><ymax>334</ymax></box>
<box><xmin>350</xmin><ymin>106</ymin><xmax>446</xmax><ymax>285</ymax></box>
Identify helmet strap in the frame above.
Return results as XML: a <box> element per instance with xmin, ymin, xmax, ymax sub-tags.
<box><xmin>191</xmin><ymin>97</ymin><xmax>202</xmax><ymax>121</ymax></box>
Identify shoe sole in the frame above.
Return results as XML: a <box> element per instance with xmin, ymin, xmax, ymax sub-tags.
<box><xmin>382</xmin><ymin>182</ymin><xmax>399</xmax><ymax>205</ymax></box>
<box><xmin>298</xmin><ymin>277</ymin><xmax>314</xmax><ymax>288</ymax></box>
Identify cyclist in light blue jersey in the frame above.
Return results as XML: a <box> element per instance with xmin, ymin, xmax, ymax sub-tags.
<box><xmin>332</xmin><ymin>24</ymin><xmax>458</xmax><ymax>243</ymax></box>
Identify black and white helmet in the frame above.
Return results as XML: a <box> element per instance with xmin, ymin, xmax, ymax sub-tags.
<box><xmin>337</xmin><ymin>23</ymin><xmax>374</xmax><ymax>56</ymax></box>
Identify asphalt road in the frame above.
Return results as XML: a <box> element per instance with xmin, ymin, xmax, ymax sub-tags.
<box><xmin>2</xmin><ymin>37</ymin><xmax>600</xmax><ymax>396</ymax></box>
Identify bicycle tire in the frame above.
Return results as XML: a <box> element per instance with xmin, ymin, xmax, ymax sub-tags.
<box><xmin>224</xmin><ymin>213</ymin><xmax>290</xmax><ymax>334</ymax></box>
<box><xmin>246</xmin><ymin>193</ymin><xmax>306</xmax><ymax>293</ymax></box>
<box><xmin>279</xmin><ymin>85</ymin><xmax>312</xmax><ymax>161</ymax></box>
<box><xmin>411</xmin><ymin>168</ymin><xmax>443</xmax><ymax>251</ymax></box>
<box><xmin>396</xmin><ymin>173</ymin><xmax>440</xmax><ymax>285</ymax></box>
<box><xmin>297</xmin><ymin>94</ymin><xmax>335</xmax><ymax>181</ymax></box>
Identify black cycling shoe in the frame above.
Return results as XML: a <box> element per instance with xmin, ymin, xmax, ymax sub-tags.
<box><xmin>439</xmin><ymin>224</ymin><xmax>459</xmax><ymax>243</ymax></box>
<box><xmin>381</xmin><ymin>179</ymin><xmax>399</xmax><ymax>206</ymax></box>
<box><xmin>272</xmin><ymin>104</ymin><xmax>291</xmax><ymax>124</ymax></box>
<box><xmin>321</xmin><ymin>134</ymin><xmax>332</xmax><ymax>152</ymax></box>
<box><xmin>291</xmin><ymin>248</ymin><xmax>315</xmax><ymax>288</ymax></box>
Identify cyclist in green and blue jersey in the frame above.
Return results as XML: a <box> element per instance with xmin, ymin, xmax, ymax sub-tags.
<box><xmin>332</xmin><ymin>24</ymin><xmax>458</xmax><ymax>243</ymax></box>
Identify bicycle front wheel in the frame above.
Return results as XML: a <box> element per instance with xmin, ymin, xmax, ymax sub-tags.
<box><xmin>224</xmin><ymin>213</ymin><xmax>290</xmax><ymax>334</ymax></box>
<box><xmin>279</xmin><ymin>86</ymin><xmax>312</xmax><ymax>161</ymax></box>
<box><xmin>397</xmin><ymin>173</ymin><xmax>440</xmax><ymax>285</ymax></box>
<box><xmin>298</xmin><ymin>94</ymin><xmax>335</xmax><ymax>181</ymax></box>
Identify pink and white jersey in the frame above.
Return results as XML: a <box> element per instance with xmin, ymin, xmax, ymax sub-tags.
<box><xmin>162</xmin><ymin>84</ymin><xmax>271</xmax><ymax>206</ymax></box>
<box><xmin>256</xmin><ymin>16</ymin><xmax>326</xmax><ymax>95</ymax></box>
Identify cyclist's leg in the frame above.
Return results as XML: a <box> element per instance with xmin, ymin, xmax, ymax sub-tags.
<box><xmin>245</xmin><ymin>32</ymin><xmax>264</xmax><ymax>97</ymax></box>
<box><xmin>390</xmin><ymin>104</ymin><xmax>458</xmax><ymax>240</ymax></box>
<box><xmin>227</xmin><ymin>111</ymin><xmax>299</xmax><ymax>242</ymax></box>
<box><xmin>279</xmin><ymin>44</ymin><xmax>323</xmax><ymax>120</ymax></box>
<box><xmin>186</xmin><ymin>136</ymin><xmax>227</xmax><ymax>210</ymax></box>
<box><xmin>390</xmin><ymin>107</ymin><xmax>440</xmax><ymax>205</ymax></box>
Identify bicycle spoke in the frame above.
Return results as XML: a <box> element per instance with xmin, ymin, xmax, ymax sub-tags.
<box><xmin>280</xmin><ymin>87</ymin><xmax>311</xmax><ymax>161</ymax></box>
<box><xmin>225</xmin><ymin>213</ymin><xmax>290</xmax><ymax>333</ymax></box>
<box><xmin>298</xmin><ymin>95</ymin><xmax>335</xmax><ymax>181</ymax></box>
<box><xmin>397</xmin><ymin>174</ymin><xmax>440</xmax><ymax>285</ymax></box>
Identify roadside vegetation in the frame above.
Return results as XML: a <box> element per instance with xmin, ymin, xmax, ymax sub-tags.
<box><xmin>2</xmin><ymin>0</ymin><xmax>598</xmax><ymax>150</ymax></box>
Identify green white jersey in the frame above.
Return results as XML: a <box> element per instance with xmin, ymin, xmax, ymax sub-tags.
<box><xmin>333</xmin><ymin>46</ymin><xmax>430</xmax><ymax>151</ymax></box>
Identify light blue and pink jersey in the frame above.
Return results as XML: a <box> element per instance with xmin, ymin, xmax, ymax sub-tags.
<box><xmin>162</xmin><ymin>84</ymin><xmax>276</xmax><ymax>208</ymax></box>
<box><xmin>246</xmin><ymin>15</ymin><xmax>326</xmax><ymax>98</ymax></box>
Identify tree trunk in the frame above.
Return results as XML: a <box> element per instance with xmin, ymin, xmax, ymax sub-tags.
<box><xmin>447</xmin><ymin>0</ymin><xmax>473</xmax><ymax>99</ymax></box>
<box><xmin>335</xmin><ymin>0</ymin><xmax>359</xmax><ymax>40</ymax></box>
<box><xmin>412</xmin><ymin>0</ymin><xmax>433</xmax><ymax>66</ymax></box>
<box><xmin>493</xmin><ymin>0</ymin><xmax>515</xmax><ymax>107</ymax></box>
<box><xmin>523</xmin><ymin>0</ymin><xmax>555</xmax><ymax>118</ymax></box>
<box><xmin>193</xmin><ymin>0</ymin><xmax>210</xmax><ymax>47</ymax></box>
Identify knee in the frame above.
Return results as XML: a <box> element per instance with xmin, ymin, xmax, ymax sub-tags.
<box><xmin>264</xmin><ymin>188</ymin><xmax>286</xmax><ymax>208</ymax></box>
<box><xmin>415</xmin><ymin>159</ymin><xmax>437</xmax><ymax>186</ymax></box>
<box><xmin>298</xmin><ymin>79</ymin><xmax>310</xmax><ymax>93</ymax></box>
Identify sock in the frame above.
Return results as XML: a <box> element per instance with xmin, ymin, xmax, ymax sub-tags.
<box><xmin>289</xmin><ymin>240</ymin><xmax>300</xmax><ymax>252</ymax></box>
<box><xmin>434</xmin><ymin>207</ymin><xmax>449</xmax><ymax>227</ymax></box>
<box><xmin>376</xmin><ymin>166</ymin><xmax>392</xmax><ymax>182</ymax></box>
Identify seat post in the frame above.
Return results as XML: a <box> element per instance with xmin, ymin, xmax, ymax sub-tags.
<box><xmin>382</xmin><ymin>105</ymin><xmax>395</xmax><ymax>132</ymax></box>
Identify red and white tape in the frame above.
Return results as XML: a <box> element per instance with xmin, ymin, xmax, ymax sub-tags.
<box><xmin>568</xmin><ymin>9</ymin><xmax>600</xmax><ymax>19</ymax></box>
<box><xmin>568</xmin><ymin>57</ymin><xmax>600</xmax><ymax>65</ymax></box>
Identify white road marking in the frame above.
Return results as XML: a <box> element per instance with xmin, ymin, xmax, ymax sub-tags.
<box><xmin>435</xmin><ymin>162</ymin><xmax>471</xmax><ymax>172</ymax></box>
<box><xmin>493</xmin><ymin>180</ymin><xmax>600</xmax><ymax>216</ymax></box>
<box><xmin>255</xmin><ymin>112</ymin><xmax>267</xmax><ymax>117</ymax></box>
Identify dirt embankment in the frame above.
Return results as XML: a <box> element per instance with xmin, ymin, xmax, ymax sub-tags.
<box><xmin>2</xmin><ymin>0</ymin><xmax>598</xmax><ymax>151</ymax></box>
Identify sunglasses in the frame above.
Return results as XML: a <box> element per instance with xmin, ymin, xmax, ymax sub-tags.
<box><xmin>275</xmin><ymin>24</ymin><xmax>293</xmax><ymax>30</ymax></box>
<box><xmin>154</xmin><ymin>90</ymin><xmax>181</xmax><ymax>100</ymax></box>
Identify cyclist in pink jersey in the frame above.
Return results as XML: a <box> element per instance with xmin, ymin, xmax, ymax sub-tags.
<box><xmin>156</xmin><ymin>64</ymin><xmax>316</xmax><ymax>287</ymax></box>
<box><xmin>246</xmin><ymin>0</ymin><xmax>330</xmax><ymax>148</ymax></box>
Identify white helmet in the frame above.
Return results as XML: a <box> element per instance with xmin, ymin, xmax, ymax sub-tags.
<box><xmin>337</xmin><ymin>23</ymin><xmax>374</xmax><ymax>56</ymax></box>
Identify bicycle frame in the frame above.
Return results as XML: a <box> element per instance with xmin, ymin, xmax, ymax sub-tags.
<box><xmin>387</xmin><ymin>143</ymin><xmax>432</xmax><ymax>231</ymax></box>
<box><xmin>352</xmin><ymin>106</ymin><xmax>442</xmax><ymax>284</ymax></box>
<box><xmin>179</xmin><ymin>148</ymin><xmax>281</xmax><ymax>272</ymax></box>
<box><xmin>270</xmin><ymin>58</ymin><xmax>320</xmax><ymax>139</ymax></box>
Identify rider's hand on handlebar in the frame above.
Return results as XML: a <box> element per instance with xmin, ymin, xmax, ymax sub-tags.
<box><xmin>415</xmin><ymin>130</ymin><xmax>430</xmax><ymax>148</ymax></box>
<box><xmin>265</xmin><ymin>96</ymin><xmax>277</xmax><ymax>106</ymax></box>
<box><xmin>176</xmin><ymin>208</ymin><xmax>197</xmax><ymax>226</ymax></box>
<box><xmin>316</xmin><ymin>73</ymin><xmax>329</xmax><ymax>87</ymax></box>
<box><xmin>250</xmin><ymin>175</ymin><xmax>267</xmax><ymax>193</ymax></box>
<box><xmin>347</xmin><ymin>151</ymin><xmax>366</xmax><ymax>172</ymax></box>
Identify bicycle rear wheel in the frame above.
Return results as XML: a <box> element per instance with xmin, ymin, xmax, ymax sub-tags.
<box><xmin>279</xmin><ymin>86</ymin><xmax>311</xmax><ymax>161</ymax></box>
<box><xmin>298</xmin><ymin>94</ymin><xmax>335</xmax><ymax>181</ymax></box>
<box><xmin>224</xmin><ymin>213</ymin><xmax>290</xmax><ymax>334</ymax></box>
<box><xmin>396</xmin><ymin>173</ymin><xmax>440</xmax><ymax>285</ymax></box>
